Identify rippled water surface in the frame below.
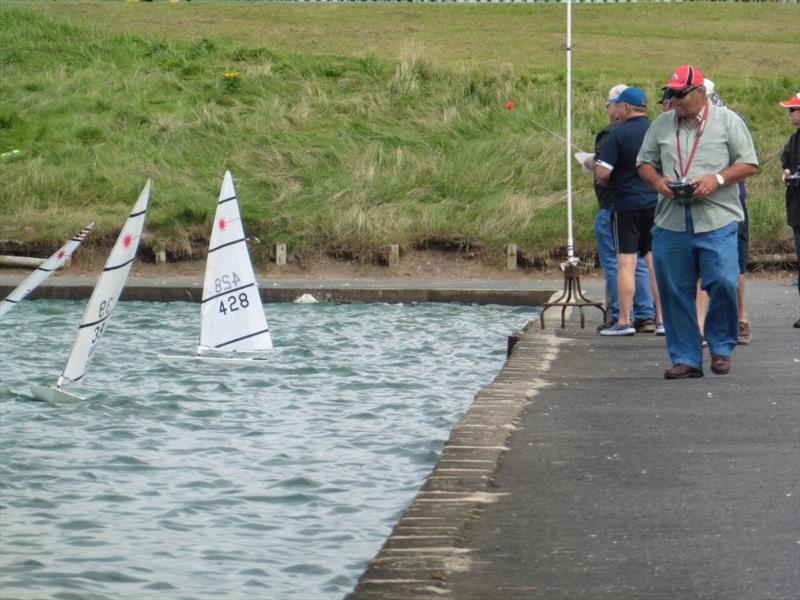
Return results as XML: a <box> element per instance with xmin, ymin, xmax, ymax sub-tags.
<box><xmin>1</xmin><ymin>299</ymin><xmax>536</xmax><ymax>599</ymax></box>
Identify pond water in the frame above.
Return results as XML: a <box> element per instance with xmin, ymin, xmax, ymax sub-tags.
<box><xmin>0</xmin><ymin>299</ymin><xmax>536</xmax><ymax>599</ymax></box>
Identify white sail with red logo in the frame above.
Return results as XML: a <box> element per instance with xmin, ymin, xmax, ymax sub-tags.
<box><xmin>31</xmin><ymin>180</ymin><xmax>150</xmax><ymax>401</ymax></box>
<box><xmin>158</xmin><ymin>171</ymin><xmax>272</xmax><ymax>366</ymax></box>
<box><xmin>0</xmin><ymin>222</ymin><xmax>95</xmax><ymax>318</ymax></box>
<box><xmin>199</xmin><ymin>170</ymin><xmax>272</xmax><ymax>354</ymax></box>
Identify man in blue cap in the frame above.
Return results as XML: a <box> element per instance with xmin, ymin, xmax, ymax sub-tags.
<box><xmin>595</xmin><ymin>86</ymin><xmax>663</xmax><ymax>336</ymax></box>
<box><xmin>581</xmin><ymin>84</ymin><xmax>656</xmax><ymax>334</ymax></box>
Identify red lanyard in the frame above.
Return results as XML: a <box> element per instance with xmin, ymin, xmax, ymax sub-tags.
<box><xmin>675</xmin><ymin>101</ymin><xmax>710</xmax><ymax>178</ymax></box>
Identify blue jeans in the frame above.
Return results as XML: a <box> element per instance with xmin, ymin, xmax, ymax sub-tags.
<box><xmin>652</xmin><ymin>212</ymin><xmax>739</xmax><ymax>369</ymax></box>
<box><xmin>594</xmin><ymin>208</ymin><xmax>655</xmax><ymax>321</ymax></box>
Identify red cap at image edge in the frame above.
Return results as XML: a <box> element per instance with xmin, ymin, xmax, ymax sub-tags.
<box><xmin>779</xmin><ymin>93</ymin><xmax>800</xmax><ymax>108</ymax></box>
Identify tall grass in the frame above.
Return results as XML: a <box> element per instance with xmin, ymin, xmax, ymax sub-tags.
<box><xmin>0</xmin><ymin>3</ymin><xmax>798</xmax><ymax>262</ymax></box>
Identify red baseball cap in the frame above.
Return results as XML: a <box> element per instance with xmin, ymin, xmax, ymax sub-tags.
<box><xmin>665</xmin><ymin>65</ymin><xmax>704</xmax><ymax>90</ymax></box>
<box><xmin>779</xmin><ymin>93</ymin><xmax>800</xmax><ymax>108</ymax></box>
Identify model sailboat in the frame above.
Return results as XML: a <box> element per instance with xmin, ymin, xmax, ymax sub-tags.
<box><xmin>158</xmin><ymin>171</ymin><xmax>272</xmax><ymax>365</ymax></box>
<box><xmin>0</xmin><ymin>222</ymin><xmax>95</xmax><ymax>318</ymax></box>
<box><xmin>30</xmin><ymin>181</ymin><xmax>151</xmax><ymax>402</ymax></box>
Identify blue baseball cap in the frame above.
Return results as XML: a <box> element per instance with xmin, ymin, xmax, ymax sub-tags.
<box><xmin>609</xmin><ymin>86</ymin><xmax>647</xmax><ymax>108</ymax></box>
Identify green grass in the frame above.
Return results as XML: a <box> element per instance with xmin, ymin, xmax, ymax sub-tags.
<box><xmin>0</xmin><ymin>2</ymin><xmax>798</xmax><ymax>263</ymax></box>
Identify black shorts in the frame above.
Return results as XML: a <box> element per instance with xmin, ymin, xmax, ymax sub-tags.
<box><xmin>612</xmin><ymin>208</ymin><xmax>655</xmax><ymax>256</ymax></box>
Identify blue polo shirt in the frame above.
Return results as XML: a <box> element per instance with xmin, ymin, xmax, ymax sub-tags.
<box><xmin>597</xmin><ymin>115</ymin><xmax>657</xmax><ymax>212</ymax></box>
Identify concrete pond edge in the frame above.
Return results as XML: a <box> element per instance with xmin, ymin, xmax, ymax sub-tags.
<box><xmin>345</xmin><ymin>316</ymin><xmax>570</xmax><ymax>599</ymax></box>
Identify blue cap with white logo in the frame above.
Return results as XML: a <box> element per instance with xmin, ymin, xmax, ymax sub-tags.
<box><xmin>609</xmin><ymin>87</ymin><xmax>647</xmax><ymax>108</ymax></box>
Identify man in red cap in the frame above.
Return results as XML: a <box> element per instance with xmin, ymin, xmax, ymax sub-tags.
<box><xmin>780</xmin><ymin>92</ymin><xmax>800</xmax><ymax>328</ymax></box>
<box><xmin>637</xmin><ymin>65</ymin><xmax>759</xmax><ymax>379</ymax></box>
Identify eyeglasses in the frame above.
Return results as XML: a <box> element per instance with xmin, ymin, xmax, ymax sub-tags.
<box><xmin>790</xmin><ymin>107</ymin><xmax>800</xmax><ymax>113</ymax></box>
<box><xmin>670</xmin><ymin>86</ymin><xmax>699</xmax><ymax>100</ymax></box>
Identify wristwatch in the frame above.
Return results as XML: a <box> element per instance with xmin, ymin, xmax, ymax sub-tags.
<box><xmin>715</xmin><ymin>173</ymin><xmax>726</xmax><ymax>186</ymax></box>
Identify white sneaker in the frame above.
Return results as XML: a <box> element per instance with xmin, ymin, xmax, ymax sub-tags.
<box><xmin>655</xmin><ymin>322</ymin><xmax>666</xmax><ymax>336</ymax></box>
<box><xmin>600</xmin><ymin>322</ymin><xmax>636</xmax><ymax>336</ymax></box>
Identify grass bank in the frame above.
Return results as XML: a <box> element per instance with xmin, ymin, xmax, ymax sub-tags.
<box><xmin>1</xmin><ymin>2</ymin><xmax>798</xmax><ymax>265</ymax></box>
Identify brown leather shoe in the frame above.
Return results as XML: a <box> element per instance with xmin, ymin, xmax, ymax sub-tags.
<box><xmin>737</xmin><ymin>321</ymin><xmax>752</xmax><ymax>345</ymax></box>
<box><xmin>664</xmin><ymin>363</ymin><xmax>704</xmax><ymax>379</ymax></box>
<box><xmin>710</xmin><ymin>354</ymin><xmax>731</xmax><ymax>375</ymax></box>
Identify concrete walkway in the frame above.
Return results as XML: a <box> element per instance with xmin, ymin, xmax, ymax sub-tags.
<box><xmin>347</xmin><ymin>278</ymin><xmax>800</xmax><ymax>600</ymax></box>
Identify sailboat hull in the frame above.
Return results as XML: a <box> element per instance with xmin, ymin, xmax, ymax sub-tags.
<box><xmin>157</xmin><ymin>353</ymin><xmax>270</xmax><ymax>367</ymax></box>
<box><xmin>30</xmin><ymin>383</ymin><xmax>85</xmax><ymax>402</ymax></box>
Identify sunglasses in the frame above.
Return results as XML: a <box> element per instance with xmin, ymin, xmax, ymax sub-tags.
<box><xmin>790</xmin><ymin>107</ymin><xmax>800</xmax><ymax>113</ymax></box>
<box><xmin>670</xmin><ymin>86</ymin><xmax>699</xmax><ymax>100</ymax></box>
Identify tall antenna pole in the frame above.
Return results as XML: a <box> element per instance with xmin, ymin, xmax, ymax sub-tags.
<box><xmin>565</xmin><ymin>0</ymin><xmax>576</xmax><ymax>264</ymax></box>
<box><xmin>539</xmin><ymin>0</ymin><xmax>605</xmax><ymax>328</ymax></box>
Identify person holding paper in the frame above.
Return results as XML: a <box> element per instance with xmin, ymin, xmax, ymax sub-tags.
<box><xmin>594</xmin><ymin>87</ymin><xmax>663</xmax><ymax>337</ymax></box>
<box><xmin>579</xmin><ymin>84</ymin><xmax>656</xmax><ymax>333</ymax></box>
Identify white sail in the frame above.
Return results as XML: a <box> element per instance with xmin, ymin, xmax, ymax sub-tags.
<box><xmin>0</xmin><ymin>222</ymin><xmax>95</xmax><ymax>318</ymax></box>
<box><xmin>57</xmin><ymin>180</ymin><xmax>151</xmax><ymax>387</ymax></box>
<box><xmin>198</xmin><ymin>171</ymin><xmax>272</xmax><ymax>354</ymax></box>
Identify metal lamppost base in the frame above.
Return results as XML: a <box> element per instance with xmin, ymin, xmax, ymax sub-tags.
<box><xmin>540</xmin><ymin>263</ymin><xmax>605</xmax><ymax>329</ymax></box>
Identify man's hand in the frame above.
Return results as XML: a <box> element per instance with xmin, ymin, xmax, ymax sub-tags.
<box><xmin>689</xmin><ymin>174</ymin><xmax>720</xmax><ymax>199</ymax></box>
<box><xmin>639</xmin><ymin>163</ymin><xmax>674</xmax><ymax>198</ymax></box>
<box><xmin>654</xmin><ymin>176</ymin><xmax>676</xmax><ymax>198</ymax></box>
<box><xmin>594</xmin><ymin>164</ymin><xmax>612</xmax><ymax>187</ymax></box>
<box><xmin>690</xmin><ymin>164</ymin><xmax>758</xmax><ymax>197</ymax></box>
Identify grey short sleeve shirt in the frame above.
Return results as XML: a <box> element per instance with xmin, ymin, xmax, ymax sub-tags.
<box><xmin>636</xmin><ymin>102</ymin><xmax>759</xmax><ymax>233</ymax></box>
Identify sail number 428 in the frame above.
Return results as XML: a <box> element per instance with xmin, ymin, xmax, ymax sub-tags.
<box><xmin>215</xmin><ymin>272</ymin><xmax>250</xmax><ymax>315</ymax></box>
<box><xmin>219</xmin><ymin>293</ymin><xmax>250</xmax><ymax>315</ymax></box>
